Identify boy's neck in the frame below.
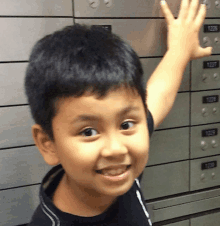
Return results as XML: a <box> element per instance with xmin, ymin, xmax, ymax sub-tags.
<box><xmin>52</xmin><ymin>173</ymin><xmax>117</xmax><ymax>217</ymax></box>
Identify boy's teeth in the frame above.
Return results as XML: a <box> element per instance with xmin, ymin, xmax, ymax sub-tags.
<box><xmin>101</xmin><ymin>166</ymin><xmax>127</xmax><ymax>176</ymax></box>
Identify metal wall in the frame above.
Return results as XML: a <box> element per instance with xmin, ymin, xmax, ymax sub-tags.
<box><xmin>0</xmin><ymin>0</ymin><xmax>220</xmax><ymax>225</ymax></box>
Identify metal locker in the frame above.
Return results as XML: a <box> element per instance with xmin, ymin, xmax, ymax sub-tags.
<box><xmin>148</xmin><ymin>127</ymin><xmax>189</xmax><ymax>166</ymax></box>
<box><xmin>0</xmin><ymin>185</ymin><xmax>40</xmax><ymax>226</ymax></box>
<box><xmin>0</xmin><ymin>106</ymin><xmax>34</xmax><ymax>149</ymax></box>
<box><xmin>0</xmin><ymin>146</ymin><xmax>51</xmax><ymax>189</ymax></box>
<box><xmin>190</xmin><ymin>155</ymin><xmax>220</xmax><ymax>191</ymax></box>
<box><xmin>191</xmin><ymin>211</ymin><xmax>220</xmax><ymax>226</ymax></box>
<box><xmin>165</xmin><ymin>220</ymin><xmax>190</xmax><ymax>226</ymax></box>
<box><xmin>157</xmin><ymin>93</ymin><xmax>190</xmax><ymax>129</ymax></box>
<box><xmin>140</xmin><ymin>58</ymin><xmax>190</xmax><ymax>92</ymax></box>
<box><xmin>141</xmin><ymin>161</ymin><xmax>189</xmax><ymax>200</ymax></box>
<box><xmin>146</xmin><ymin>188</ymin><xmax>220</xmax><ymax>223</ymax></box>
<box><xmin>0</xmin><ymin>63</ymin><xmax>28</xmax><ymax>105</ymax></box>
<box><xmin>190</xmin><ymin>123</ymin><xmax>220</xmax><ymax>159</ymax></box>
<box><xmin>199</xmin><ymin>19</ymin><xmax>220</xmax><ymax>55</ymax></box>
<box><xmin>191</xmin><ymin>90</ymin><xmax>220</xmax><ymax>126</ymax></box>
<box><xmin>74</xmin><ymin>18</ymin><xmax>168</xmax><ymax>57</ymax></box>
<box><xmin>73</xmin><ymin>0</ymin><xmax>181</xmax><ymax>18</ymax></box>
<box><xmin>73</xmin><ymin>0</ymin><xmax>220</xmax><ymax>18</ymax></box>
<box><xmin>0</xmin><ymin>0</ymin><xmax>73</xmax><ymax>16</ymax></box>
<box><xmin>191</xmin><ymin>55</ymin><xmax>220</xmax><ymax>91</ymax></box>
<box><xmin>0</xmin><ymin>18</ymin><xmax>73</xmax><ymax>61</ymax></box>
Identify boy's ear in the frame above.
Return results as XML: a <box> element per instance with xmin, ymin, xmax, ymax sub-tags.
<box><xmin>32</xmin><ymin>124</ymin><xmax>60</xmax><ymax>166</ymax></box>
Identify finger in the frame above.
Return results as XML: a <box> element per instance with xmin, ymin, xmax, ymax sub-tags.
<box><xmin>178</xmin><ymin>0</ymin><xmax>189</xmax><ymax>20</ymax></box>
<box><xmin>160</xmin><ymin>0</ymin><xmax>175</xmax><ymax>25</ymax></box>
<box><xmin>186</xmin><ymin>0</ymin><xmax>200</xmax><ymax>23</ymax></box>
<box><xmin>194</xmin><ymin>4</ymin><xmax>206</xmax><ymax>31</ymax></box>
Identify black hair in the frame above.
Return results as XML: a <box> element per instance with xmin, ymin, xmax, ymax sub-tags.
<box><xmin>25</xmin><ymin>24</ymin><xmax>147</xmax><ymax>140</ymax></box>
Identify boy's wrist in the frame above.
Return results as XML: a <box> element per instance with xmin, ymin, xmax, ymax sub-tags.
<box><xmin>166</xmin><ymin>49</ymin><xmax>190</xmax><ymax>68</ymax></box>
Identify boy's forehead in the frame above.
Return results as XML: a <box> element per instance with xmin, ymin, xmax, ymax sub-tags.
<box><xmin>54</xmin><ymin>87</ymin><xmax>143</xmax><ymax>115</ymax></box>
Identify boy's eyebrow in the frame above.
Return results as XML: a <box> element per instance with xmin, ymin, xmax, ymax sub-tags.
<box><xmin>71</xmin><ymin>106</ymin><xmax>140</xmax><ymax>124</ymax></box>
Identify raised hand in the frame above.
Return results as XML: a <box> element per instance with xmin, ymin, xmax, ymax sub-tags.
<box><xmin>160</xmin><ymin>0</ymin><xmax>212</xmax><ymax>60</ymax></box>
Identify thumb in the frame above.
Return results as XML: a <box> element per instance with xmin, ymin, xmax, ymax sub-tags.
<box><xmin>200</xmin><ymin>46</ymin><xmax>213</xmax><ymax>57</ymax></box>
<box><xmin>193</xmin><ymin>46</ymin><xmax>212</xmax><ymax>59</ymax></box>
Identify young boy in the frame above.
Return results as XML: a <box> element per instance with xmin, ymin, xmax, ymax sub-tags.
<box><xmin>25</xmin><ymin>0</ymin><xmax>212</xmax><ymax>225</ymax></box>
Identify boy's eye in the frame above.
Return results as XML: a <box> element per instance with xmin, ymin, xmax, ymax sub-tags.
<box><xmin>80</xmin><ymin>128</ymin><xmax>98</xmax><ymax>137</ymax></box>
<box><xmin>121</xmin><ymin>121</ymin><xmax>134</xmax><ymax>130</ymax></box>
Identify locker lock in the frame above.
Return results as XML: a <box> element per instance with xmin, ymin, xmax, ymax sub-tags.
<box><xmin>104</xmin><ymin>0</ymin><xmax>113</xmax><ymax>7</ymax></box>
<box><xmin>88</xmin><ymin>0</ymin><xmax>100</xmax><ymax>8</ymax></box>
<box><xmin>211</xmin><ymin>140</ymin><xmax>218</xmax><ymax>148</ymax></box>
<box><xmin>214</xmin><ymin>37</ymin><xmax>220</xmax><ymax>44</ymax></box>
<box><xmin>213</xmin><ymin>73</ymin><xmax>219</xmax><ymax>80</ymax></box>
<box><xmin>203</xmin><ymin>0</ymin><xmax>211</xmax><ymax>8</ymax></box>
<box><xmin>215</xmin><ymin>0</ymin><xmax>220</xmax><ymax>8</ymax></box>
<box><xmin>202</xmin><ymin>74</ymin><xmax>208</xmax><ymax>82</ymax></box>
<box><xmin>201</xmin><ymin>140</ymin><xmax>208</xmax><ymax>150</ymax></box>
<box><xmin>203</xmin><ymin>37</ymin><xmax>211</xmax><ymax>47</ymax></box>
<box><xmin>213</xmin><ymin>107</ymin><xmax>218</xmax><ymax>114</ymax></box>
<box><xmin>202</xmin><ymin>108</ymin><xmax>208</xmax><ymax>117</ymax></box>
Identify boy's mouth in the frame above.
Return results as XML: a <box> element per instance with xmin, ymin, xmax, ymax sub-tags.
<box><xmin>96</xmin><ymin>165</ymin><xmax>131</xmax><ymax>176</ymax></box>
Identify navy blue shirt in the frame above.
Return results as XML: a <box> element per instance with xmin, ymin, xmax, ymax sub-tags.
<box><xmin>28</xmin><ymin>110</ymin><xmax>154</xmax><ymax>226</ymax></box>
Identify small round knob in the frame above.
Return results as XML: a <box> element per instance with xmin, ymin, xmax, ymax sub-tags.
<box><xmin>212</xmin><ymin>172</ymin><xmax>215</xmax><ymax>178</ymax></box>
<box><xmin>214</xmin><ymin>37</ymin><xmax>220</xmax><ymax>44</ymax></box>
<box><xmin>213</xmin><ymin>73</ymin><xmax>219</xmax><ymax>80</ymax></box>
<box><xmin>211</xmin><ymin>140</ymin><xmax>218</xmax><ymax>148</ymax></box>
<box><xmin>203</xmin><ymin>37</ymin><xmax>211</xmax><ymax>47</ymax></box>
<box><xmin>201</xmin><ymin>173</ymin><xmax>205</xmax><ymax>180</ymax></box>
<box><xmin>88</xmin><ymin>0</ymin><xmax>100</xmax><ymax>8</ymax></box>
<box><xmin>202</xmin><ymin>108</ymin><xmax>208</xmax><ymax>117</ymax></box>
<box><xmin>202</xmin><ymin>74</ymin><xmax>208</xmax><ymax>83</ymax></box>
<box><xmin>215</xmin><ymin>0</ymin><xmax>220</xmax><ymax>8</ymax></box>
<box><xmin>213</xmin><ymin>107</ymin><xmax>218</xmax><ymax>115</ymax></box>
<box><xmin>203</xmin><ymin>0</ymin><xmax>211</xmax><ymax>8</ymax></box>
<box><xmin>104</xmin><ymin>0</ymin><xmax>113</xmax><ymax>7</ymax></box>
<box><xmin>201</xmin><ymin>140</ymin><xmax>208</xmax><ymax>150</ymax></box>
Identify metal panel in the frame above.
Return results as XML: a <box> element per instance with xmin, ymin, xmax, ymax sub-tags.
<box><xmin>141</xmin><ymin>58</ymin><xmax>190</xmax><ymax>92</ymax></box>
<box><xmin>148</xmin><ymin>195</ymin><xmax>220</xmax><ymax>223</ymax></box>
<box><xmin>147</xmin><ymin>188</ymin><xmax>220</xmax><ymax>212</ymax></box>
<box><xmin>157</xmin><ymin>93</ymin><xmax>190</xmax><ymax>129</ymax></box>
<box><xmin>73</xmin><ymin>0</ymin><xmax>181</xmax><ymax>18</ymax></box>
<box><xmin>0</xmin><ymin>18</ymin><xmax>73</xmax><ymax>61</ymax></box>
<box><xmin>148</xmin><ymin>127</ymin><xmax>189</xmax><ymax>166</ymax></box>
<box><xmin>190</xmin><ymin>123</ymin><xmax>220</xmax><ymax>159</ymax></box>
<box><xmin>0</xmin><ymin>106</ymin><xmax>35</xmax><ymax>148</ymax></box>
<box><xmin>191</xmin><ymin>90</ymin><xmax>220</xmax><ymax>126</ymax></box>
<box><xmin>199</xmin><ymin>19</ymin><xmax>220</xmax><ymax>55</ymax></box>
<box><xmin>75</xmin><ymin>18</ymin><xmax>167</xmax><ymax>57</ymax></box>
<box><xmin>191</xmin><ymin>211</ymin><xmax>220</xmax><ymax>226</ymax></box>
<box><xmin>0</xmin><ymin>0</ymin><xmax>72</xmax><ymax>16</ymax></box>
<box><xmin>166</xmin><ymin>220</ymin><xmax>190</xmax><ymax>226</ymax></box>
<box><xmin>141</xmin><ymin>161</ymin><xmax>189</xmax><ymax>200</ymax></box>
<box><xmin>0</xmin><ymin>63</ymin><xmax>28</xmax><ymax>105</ymax></box>
<box><xmin>192</xmin><ymin>55</ymin><xmax>220</xmax><ymax>91</ymax></box>
<box><xmin>190</xmin><ymin>155</ymin><xmax>220</xmax><ymax>191</ymax></box>
<box><xmin>74</xmin><ymin>0</ymin><xmax>219</xmax><ymax>18</ymax></box>
<box><xmin>0</xmin><ymin>185</ymin><xmax>40</xmax><ymax>226</ymax></box>
<box><xmin>0</xmin><ymin>146</ymin><xmax>51</xmax><ymax>189</ymax></box>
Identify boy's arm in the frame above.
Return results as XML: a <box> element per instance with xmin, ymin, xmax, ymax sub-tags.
<box><xmin>146</xmin><ymin>0</ymin><xmax>212</xmax><ymax>129</ymax></box>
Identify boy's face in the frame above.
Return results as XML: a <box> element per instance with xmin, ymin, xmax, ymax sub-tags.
<box><xmin>51</xmin><ymin>87</ymin><xmax>149</xmax><ymax>199</ymax></box>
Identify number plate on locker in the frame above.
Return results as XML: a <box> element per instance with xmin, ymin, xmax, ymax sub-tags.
<box><xmin>201</xmin><ymin>161</ymin><xmax>217</xmax><ymax>170</ymax></box>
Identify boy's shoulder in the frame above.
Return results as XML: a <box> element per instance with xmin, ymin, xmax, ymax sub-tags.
<box><xmin>28</xmin><ymin>165</ymin><xmax>152</xmax><ymax>226</ymax></box>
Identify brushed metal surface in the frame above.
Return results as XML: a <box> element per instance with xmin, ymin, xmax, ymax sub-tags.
<box><xmin>0</xmin><ymin>0</ymin><xmax>73</xmax><ymax>16</ymax></box>
<box><xmin>0</xmin><ymin>18</ymin><xmax>73</xmax><ymax>61</ymax></box>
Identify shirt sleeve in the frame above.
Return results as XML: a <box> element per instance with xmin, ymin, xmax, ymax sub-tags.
<box><xmin>137</xmin><ymin>110</ymin><xmax>154</xmax><ymax>183</ymax></box>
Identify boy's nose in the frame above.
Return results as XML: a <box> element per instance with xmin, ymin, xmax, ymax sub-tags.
<box><xmin>101</xmin><ymin>135</ymin><xmax>128</xmax><ymax>157</ymax></box>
